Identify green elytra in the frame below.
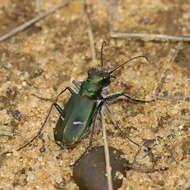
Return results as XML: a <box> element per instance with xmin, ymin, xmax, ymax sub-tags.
<box><xmin>54</xmin><ymin>68</ymin><xmax>111</xmax><ymax>148</ymax></box>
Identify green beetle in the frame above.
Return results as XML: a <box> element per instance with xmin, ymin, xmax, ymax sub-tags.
<box><xmin>53</xmin><ymin>55</ymin><xmax>150</xmax><ymax>148</ymax></box>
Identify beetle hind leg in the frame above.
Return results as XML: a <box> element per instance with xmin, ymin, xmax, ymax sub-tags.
<box><xmin>104</xmin><ymin>103</ymin><xmax>140</xmax><ymax>147</ymax></box>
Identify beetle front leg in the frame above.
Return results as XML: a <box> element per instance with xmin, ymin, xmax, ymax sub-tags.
<box><xmin>104</xmin><ymin>92</ymin><xmax>155</xmax><ymax>103</ymax></box>
<box><xmin>72</xmin><ymin>80</ymin><xmax>82</xmax><ymax>90</ymax></box>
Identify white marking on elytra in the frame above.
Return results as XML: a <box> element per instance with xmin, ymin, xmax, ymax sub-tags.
<box><xmin>73</xmin><ymin>121</ymin><xmax>83</xmax><ymax>125</ymax></box>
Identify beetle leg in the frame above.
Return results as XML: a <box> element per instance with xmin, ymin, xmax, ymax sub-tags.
<box><xmin>104</xmin><ymin>92</ymin><xmax>155</xmax><ymax>103</ymax></box>
<box><xmin>57</xmin><ymin>87</ymin><xmax>75</xmax><ymax>97</ymax></box>
<box><xmin>122</xmin><ymin>93</ymin><xmax>155</xmax><ymax>102</ymax></box>
<box><xmin>32</xmin><ymin>94</ymin><xmax>57</xmax><ymax>102</ymax></box>
<box><xmin>72</xmin><ymin>80</ymin><xmax>82</xmax><ymax>93</ymax></box>
<box><xmin>14</xmin><ymin>87</ymin><xmax>74</xmax><ymax>152</ymax></box>
<box><xmin>126</xmin><ymin>162</ymin><xmax>168</xmax><ymax>173</ymax></box>
<box><xmin>32</xmin><ymin>87</ymin><xmax>75</xmax><ymax>102</ymax></box>
<box><xmin>53</xmin><ymin>103</ymin><xmax>65</xmax><ymax>117</ymax></box>
<box><xmin>72</xmin><ymin>80</ymin><xmax>82</xmax><ymax>89</ymax></box>
<box><xmin>104</xmin><ymin>103</ymin><xmax>140</xmax><ymax>147</ymax></box>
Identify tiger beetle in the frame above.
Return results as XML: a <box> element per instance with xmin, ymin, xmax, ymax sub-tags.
<box><xmin>13</xmin><ymin>41</ymin><xmax>154</xmax><ymax>152</ymax></box>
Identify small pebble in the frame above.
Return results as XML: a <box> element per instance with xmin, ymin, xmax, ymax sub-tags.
<box><xmin>11</xmin><ymin>110</ymin><xmax>21</xmax><ymax>120</ymax></box>
<box><xmin>143</xmin><ymin>16</ymin><xmax>150</xmax><ymax>24</ymax></box>
<box><xmin>73</xmin><ymin>146</ymin><xmax>131</xmax><ymax>190</ymax></box>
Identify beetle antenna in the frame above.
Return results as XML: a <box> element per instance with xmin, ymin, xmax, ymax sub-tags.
<box><xmin>100</xmin><ymin>41</ymin><xmax>107</xmax><ymax>68</ymax></box>
<box><xmin>109</xmin><ymin>55</ymin><xmax>148</xmax><ymax>75</ymax></box>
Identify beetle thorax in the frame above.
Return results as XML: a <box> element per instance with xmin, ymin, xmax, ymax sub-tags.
<box><xmin>79</xmin><ymin>68</ymin><xmax>111</xmax><ymax>98</ymax></box>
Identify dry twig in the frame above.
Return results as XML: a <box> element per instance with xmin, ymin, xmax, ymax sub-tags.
<box><xmin>0</xmin><ymin>0</ymin><xmax>74</xmax><ymax>42</ymax></box>
<box><xmin>110</xmin><ymin>32</ymin><xmax>190</xmax><ymax>42</ymax></box>
<box><xmin>101</xmin><ymin>111</ymin><xmax>113</xmax><ymax>190</ymax></box>
<box><xmin>154</xmin><ymin>42</ymin><xmax>185</xmax><ymax>100</ymax></box>
<box><xmin>108</xmin><ymin>0</ymin><xmax>190</xmax><ymax>42</ymax></box>
<box><xmin>83</xmin><ymin>0</ymin><xmax>96</xmax><ymax>61</ymax></box>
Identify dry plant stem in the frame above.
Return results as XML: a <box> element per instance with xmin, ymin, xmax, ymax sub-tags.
<box><xmin>108</xmin><ymin>1</ymin><xmax>190</xmax><ymax>42</ymax></box>
<box><xmin>154</xmin><ymin>42</ymin><xmax>184</xmax><ymax>100</ymax></box>
<box><xmin>0</xmin><ymin>0</ymin><xmax>74</xmax><ymax>42</ymax></box>
<box><xmin>168</xmin><ymin>42</ymin><xmax>184</xmax><ymax>63</ymax></box>
<box><xmin>101</xmin><ymin>111</ymin><xmax>113</xmax><ymax>190</ymax></box>
<box><xmin>83</xmin><ymin>0</ymin><xmax>96</xmax><ymax>61</ymax></box>
<box><xmin>107</xmin><ymin>0</ymin><xmax>119</xmax><ymax>31</ymax></box>
<box><xmin>153</xmin><ymin>69</ymin><xmax>169</xmax><ymax>98</ymax></box>
<box><xmin>110</xmin><ymin>32</ymin><xmax>190</xmax><ymax>42</ymax></box>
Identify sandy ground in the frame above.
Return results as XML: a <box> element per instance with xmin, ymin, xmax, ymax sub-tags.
<box><xmin>0</xmin><ymin>0</ymin><xmax>190</xmax><ymax>189</ymax></box>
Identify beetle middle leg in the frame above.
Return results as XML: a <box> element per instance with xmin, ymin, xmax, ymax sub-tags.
<box><xmin>104</xmin><ymin>92</ymin><xmax>155</xmax><ymax>103</ymax></box>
